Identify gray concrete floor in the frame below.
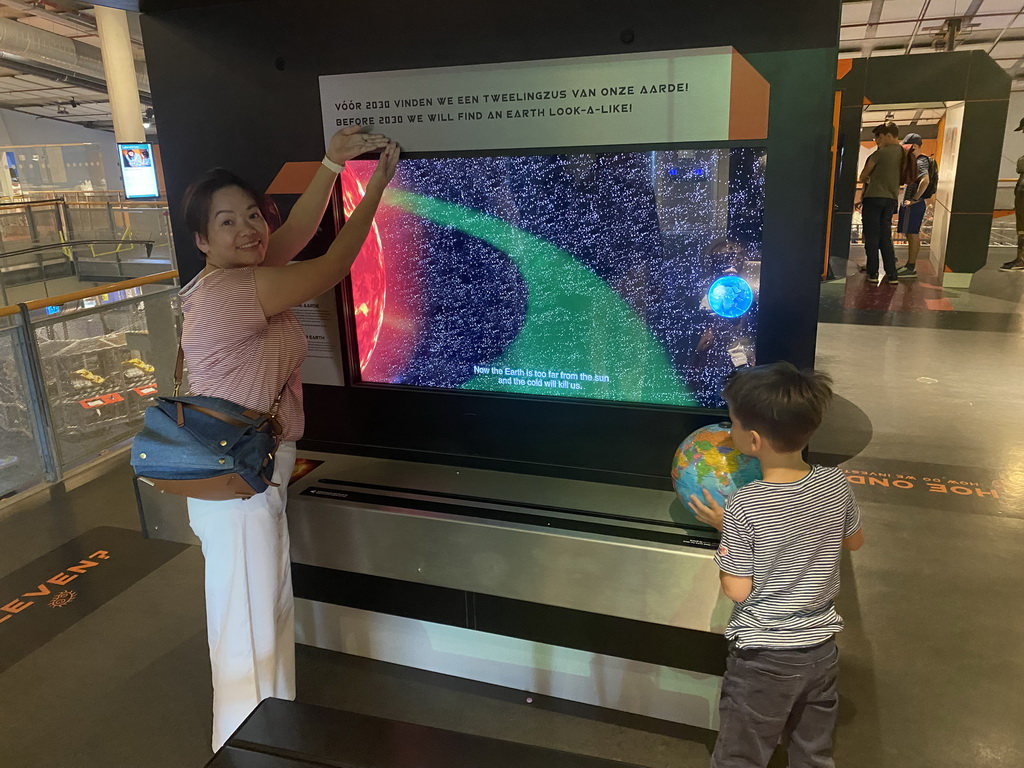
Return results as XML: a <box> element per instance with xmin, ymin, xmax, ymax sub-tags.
<box><xmin>2</xmin><ymin>259</ymin><xmax>1024</xmax><ymax>767</ymax></box>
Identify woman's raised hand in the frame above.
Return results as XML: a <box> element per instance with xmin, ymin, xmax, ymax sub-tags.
<box><xmin>367</xmin><ymin>141</ymin><xmax>401</xmax><ymax>194</ymax></box>
<box><xmin>327</xmin><ymin>125</ymin><xmax>390</xmax><ymax>164</ymax></box>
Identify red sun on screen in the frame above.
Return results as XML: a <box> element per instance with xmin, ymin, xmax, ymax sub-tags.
<box><xmin>341</xmin><ymin>167</ymin><xmax>386</xmax><ymax>371</ymax></box>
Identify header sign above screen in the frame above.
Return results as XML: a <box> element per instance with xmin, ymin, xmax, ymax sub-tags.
<box><xmin>118</xmin><ymin>142</ymin><xmax>159</xmax><ymax>198</ymax></box>
<box><xmin>320</xmin><ymin>47</ymin><xmax>769</xmax><ymax>153</ymax></box>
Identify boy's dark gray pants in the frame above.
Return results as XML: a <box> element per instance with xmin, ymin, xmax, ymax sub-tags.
<box><xmin>710</xmin><ymin>638</ymin><xmax>839</xmax><ymax>768</ymax></box>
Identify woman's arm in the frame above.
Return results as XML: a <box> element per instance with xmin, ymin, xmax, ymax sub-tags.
<box><xmin>263</xmin><ymin>125</ymin><xmax>389</xmax><ymax>267</ymax></box>
<box><xmin>254</xmin><ymin>141</ymin><xmax>400</xmax><ymax>318</ymax></box>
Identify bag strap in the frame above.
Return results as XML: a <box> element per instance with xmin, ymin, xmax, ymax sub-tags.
<box><xmin>174</xmin><ymin>345</ymin><xmax>185</xmax><ymax>397</ymax></box>
<box><xmin>175</xmin><ymin>341</ymin><xmax>290</xmax><ymax>423</ymax></box>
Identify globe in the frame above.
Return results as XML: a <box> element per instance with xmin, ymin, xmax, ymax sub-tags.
<box><xmin>671</xmin><ymin>422</ymin><xmax>763</xmax><ymax>515</ymax></box>
<box><xmin>707</xmin><ymin>275</ymin><xmax>754</xmax><ymax>318</ymax></box>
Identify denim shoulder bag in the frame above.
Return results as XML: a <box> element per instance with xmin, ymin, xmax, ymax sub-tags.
<box><xmin>131</xmin><ymin>345</ymin><xmax>285</xmax><ymax>501</ymax></box>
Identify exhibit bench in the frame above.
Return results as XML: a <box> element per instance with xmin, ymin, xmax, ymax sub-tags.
<box><xmin>206</xmin><ymin>698</ymin><xmax>645</xmax><ymax>768</ymax></box>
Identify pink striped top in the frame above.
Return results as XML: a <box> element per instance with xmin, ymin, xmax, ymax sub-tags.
<box><xmin>180</xmin><ymin>267</ymin><xmax>307</xmax><ymax>441</ymax></box>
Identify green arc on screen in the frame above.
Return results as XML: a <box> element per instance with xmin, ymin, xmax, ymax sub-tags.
<box><xmin>387</xmin><ymin>189</ymin><xmax>696</xmax><ymax>406</ymax></box>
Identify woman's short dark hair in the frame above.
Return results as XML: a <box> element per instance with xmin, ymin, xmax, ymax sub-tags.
<box><xmin>181</xmin><ymin>168</ymin><xmax>275</xmax><ymax>241</ymax></box>
<box><xmin>722</xmin><ymin>362</ymin><xmax>834</xmax><ymax>453</ymax></box>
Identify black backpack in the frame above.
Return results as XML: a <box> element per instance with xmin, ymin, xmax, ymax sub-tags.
<box><xmin>922</xmin><ymin>156</ymin><xmax>938</xmax><ymax>199</ymax></box>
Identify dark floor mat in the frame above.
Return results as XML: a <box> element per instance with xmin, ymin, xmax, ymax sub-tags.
<box><xmin>0</xmin><ymin>525</ymin><xmax>187</xmax><ymax>673</ymax></box>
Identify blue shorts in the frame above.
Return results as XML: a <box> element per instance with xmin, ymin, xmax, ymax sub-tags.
<box><xmin>898</xmin><ymin>199</ymin><xmax>926</xmax><ymax>235</ymax></box>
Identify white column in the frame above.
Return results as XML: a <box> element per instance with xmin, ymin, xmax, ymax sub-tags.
<box><xmin>93</xmin><ymin>6</ymin><xmax>145</xmax><ymax>144</ymax></box>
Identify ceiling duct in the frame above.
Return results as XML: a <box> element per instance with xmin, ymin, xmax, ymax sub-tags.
<box><xmin>0</xmin><ymin>16</ymin><xmax>149</xmax><ymax>94</ymax></box>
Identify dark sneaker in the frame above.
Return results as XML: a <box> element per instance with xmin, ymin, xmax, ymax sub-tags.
<box><xmin>866</xmin><ymin>273</ymin><xmax>878</xmax><ymax>281</ymax></box>
<box><xmin>1000</xmin><ymin>258</ymin><xmax>1024</xmax><ymax>272</ymax></box>
<box><xmin>897</xmin><ymin>265</ymin><xmax>918</xmax><ymax>278</ymax></box>
<box><xmin>886</xmin><ymin>274</ymin><xmax>899</xmax><ymax>285</ymax></box>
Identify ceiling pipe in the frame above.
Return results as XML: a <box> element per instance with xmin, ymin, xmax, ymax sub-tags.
<box><xmin>0</xmin><ymin>50</ymin><xmax>152</xmax><ymax>103</ymax></box>
<box><xmin>0</xmin><ymin>16</ymin><xmax>149</xmax><ymax>93</ymax></box>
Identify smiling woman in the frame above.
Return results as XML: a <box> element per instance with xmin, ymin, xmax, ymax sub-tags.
<box><xmin>175</xmin><ymin>125</ymin><xmax>400</xmax><ymax>753</ymax></box>
<box><xmin>183</xmin><ymin>170</ymin><xmax>271</xmax><ymax>269</ymax></box>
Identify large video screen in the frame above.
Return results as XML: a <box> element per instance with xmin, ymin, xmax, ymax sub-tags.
<box><xmin>344</xmin><ymin>148</ymin><xmax>765</xmax><ymax>409</ymax></box>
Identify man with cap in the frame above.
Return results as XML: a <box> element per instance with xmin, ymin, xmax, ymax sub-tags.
<box><xmin>896</xmin><ymin>133</ymin><xmax>932</xmax><ymax>278</ymax></box>
<box><xmin>1001</xmin><ymin>118</ymin><xmax>1024</xmax><ymax>272</ymax></box>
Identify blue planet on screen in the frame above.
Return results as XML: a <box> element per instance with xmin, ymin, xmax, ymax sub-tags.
<box><xmin>707</xmin><ymin>275</ymin><xmax>754</xmax><ymax>318</ymax></box>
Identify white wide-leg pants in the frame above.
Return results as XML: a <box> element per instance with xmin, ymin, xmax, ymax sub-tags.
<box><xmin>187</xmin><ymin>441</ymin><xmax>298</xmax><ymax>752</ymax></box>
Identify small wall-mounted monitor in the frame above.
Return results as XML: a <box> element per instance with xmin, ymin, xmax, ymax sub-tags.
<box><xmin>118</xmin><ymin>142</ymin><xmax>159</xmax><ymax>198</ymax></box>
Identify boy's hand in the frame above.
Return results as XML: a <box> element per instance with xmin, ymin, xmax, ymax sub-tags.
<box><xmin>688</xmin><ymin>489</ymin><xmax>726</xmax><ymax>532</ymax></box>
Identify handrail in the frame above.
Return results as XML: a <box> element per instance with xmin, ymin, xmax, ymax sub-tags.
<box><xmin>0</xmin><ymin>238</ymin><xmax>156</xmax><ymax>260</ymax></box>
<box><xmin>0</xmin><ymin>198</ymin><xmax>65</xmax><ymax>209</ymax></box>
<box><xmin>67</xmin><ymin>201</ymin><xmax>168</xmax><ymax>208</ymax></box>
<box><xmin>0</xmin><ymin>270</ymin><xmax>179</xmax><ymax>318</ymax></box>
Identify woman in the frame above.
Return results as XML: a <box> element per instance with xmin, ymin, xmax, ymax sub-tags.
<box><xmin>178</xmin><ymin>126</ymin><xmax>399</xmax><ymax>751</ymax></box>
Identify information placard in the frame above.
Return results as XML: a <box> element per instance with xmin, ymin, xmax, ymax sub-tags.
<box><xmin>320</xmin><ymin>47</ymin><xmax>768</xmax><ymax>152</ymax></box>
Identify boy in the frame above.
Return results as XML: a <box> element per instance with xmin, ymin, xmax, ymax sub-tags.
<box><xmin>688</xmin><ymin>362</ymin><xmax>864</xmax><ymax>768</ymax></box>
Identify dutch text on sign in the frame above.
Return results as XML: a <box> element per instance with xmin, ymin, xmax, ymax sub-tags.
<box><xmin>320</xmin><ymin>47</ymin><xmax>769</xmax><ymax>152</ymax></box>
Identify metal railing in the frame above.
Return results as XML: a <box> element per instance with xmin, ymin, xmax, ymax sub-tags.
<box><xmin>0</xmin><ymin>270</ymin><xmax>179</xmax><ymax>499</ymax></box>
<box><xmin>0</xmin><ymin>196</ymin><xmax>174</xmax><ymax>264</ymax></box>
<box><xmin>848</xmin><ymin>180</ymin><xmax>1018</xmax><ymax>249</ymax></box>
<box><xmin>0</xmin><ymin>238</ymin><xmax>172</xmax><ymax>306</ymax></box>
<box><xmin>2</xmin><ymin>190</ymin><xmax>153</xmax><ymax>205</ymax></box>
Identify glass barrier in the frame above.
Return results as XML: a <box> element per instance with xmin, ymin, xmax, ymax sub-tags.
<box><xmin>991</xmin><ymin>182</ymin><xmax>1017</xmax><ymax>248</ymax></box>
<box><xmin>0</xmin><ymin>241</ymin><xmax>171</xmax><ymax>306</ymax></box>
<box><xmin>0</xmin><ymin>201</ymin><xmax>64</xmax><ymax>251</ymax></box>
<box><xmin>66</xmin><ymin>202</ymin><xmax>173</xmax><ymax>249</ymax></box>
<box><xmin>0</xmin><ymin>199</ymin><xmax>175</xmax><ymax>279</ymax></box>
<box><xmin>29</xmin><ymin>285</ymin><xmax>180</xmax><ymax>475</ymax></box>
<box><xmin>849</xmin><ymin>202</ymin><xmax>934</xmax><ymax>248</ymax></box>
<box><xmin>0</xmin><ymin>318</ymin><xmax>48</xmax><ymax>499</ymax></box>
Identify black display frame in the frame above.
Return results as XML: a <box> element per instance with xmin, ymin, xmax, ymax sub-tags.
<box><xmin>335</xmin><ymin>141</ymin><xmax>768</xmax><ymax>411</ymax></box>
<box><xmin>140</xmin><ymin>0</ymin><xmax>840</xmax><ymax>489</ymax></box>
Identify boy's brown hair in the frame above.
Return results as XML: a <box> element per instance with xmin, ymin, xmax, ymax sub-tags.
<box><xmin>872</xmin><ymin>121</ymin><xmax>899</xmax><ymax>138</ymax></box>
<box><xmin>722</xmin><ymin>362</ymin><xmax>834</xmax><ymax>453</ymax></box>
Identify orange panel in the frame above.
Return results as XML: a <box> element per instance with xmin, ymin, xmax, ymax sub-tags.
<box><xmin>823</xmin><ymin>91</ymin><xmax>842</xmax><ymax>278</ymax></box>
<box><xmin>266</xmin><ymin>161</ymin><xmax>322</xmax><ymax>195</ymax></box>
<box><xmin>836</xmin><ymin>59</ymin><xmax>853</xmax><ymax>81</ymax></box>
<box><xmin>728</xmin><ymin>51</ymin><xmax>770</xmax><ymax>141</ymax></box>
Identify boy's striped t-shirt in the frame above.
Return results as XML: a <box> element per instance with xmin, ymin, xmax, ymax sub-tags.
<box><xmin>714</xmin><ymin>465</ymin><xmax>861</xmax><ymax>649</ymax></box>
